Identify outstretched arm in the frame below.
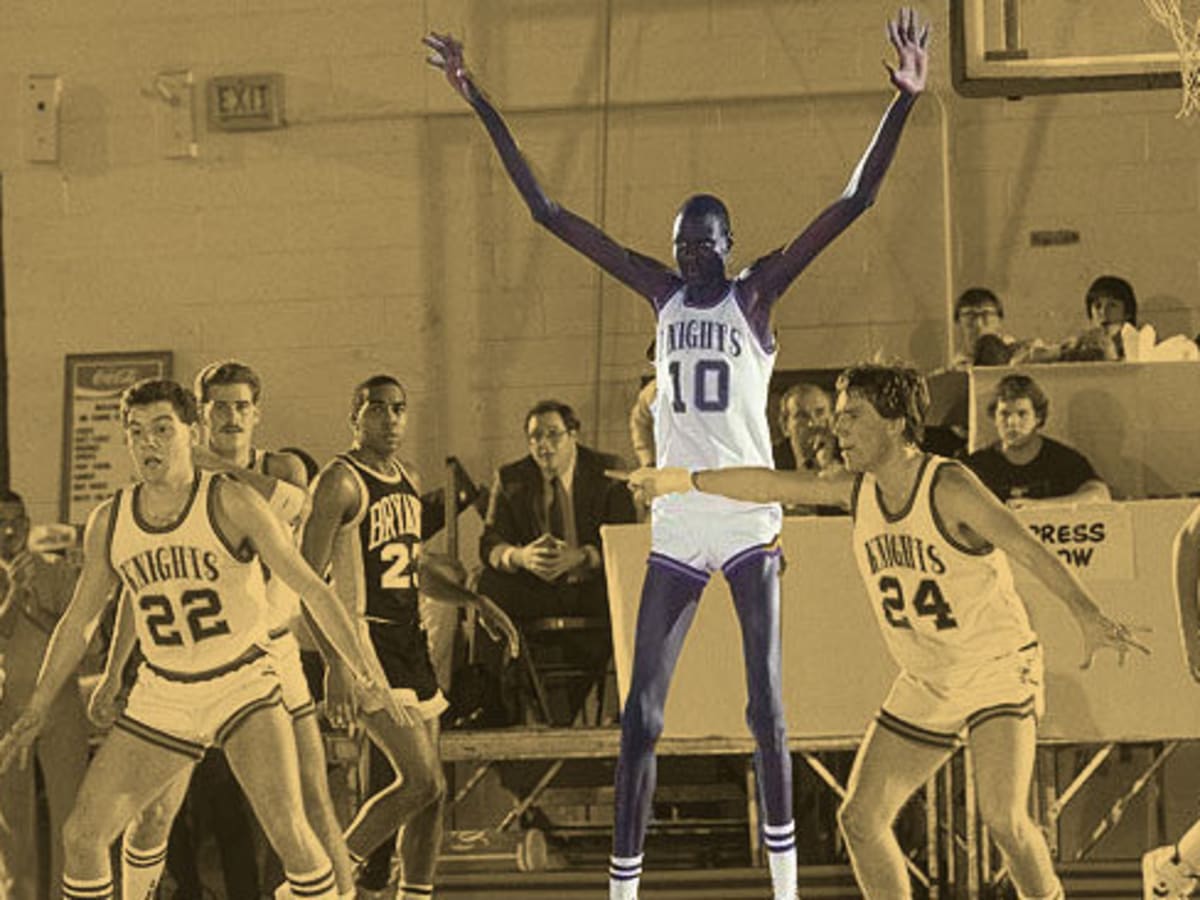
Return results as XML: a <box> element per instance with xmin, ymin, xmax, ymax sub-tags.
<box><xmin>741</xmin><ymin>8</ymin><xmax>929</xmax><ymax>315</ymax></box>
<box><xmin>622</xmin><ymin>464</ymin><xmax>854</xmax><ymax>509</ymax></box>
<box><xmin>424</xmin><ymin>32</ymin><xmax>679</xmax><ymax>305</ymax></box>
<box><xmin>934</xmin><ymin>463</ymin><xmax>1147</xmax><ymax>667</ymax></box>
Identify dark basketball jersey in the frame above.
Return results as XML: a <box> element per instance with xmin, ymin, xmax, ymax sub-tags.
<box><xmin>327</xmin><ymin>453</ymin><xmax>422</xmax><ymax>626</ymax></box>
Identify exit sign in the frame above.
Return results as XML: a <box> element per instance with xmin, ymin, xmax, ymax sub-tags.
<box><xmin>208</xmin><ymin>73</ymin><xmax>284</xmax><ymax>131</ymax></box>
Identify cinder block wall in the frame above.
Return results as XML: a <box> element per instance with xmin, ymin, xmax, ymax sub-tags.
<box><xmin>0</xmin><ymin>1</ymin><xmax>1194</xmax><ymax>528</ymax></box>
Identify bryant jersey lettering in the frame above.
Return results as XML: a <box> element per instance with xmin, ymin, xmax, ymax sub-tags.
<box><xmin>109</xmin><ymin>470</ymin><xmax>270</xmax><ymax>675</ymax></box>
<box><xmin>328</xmin><ymin>454</ymin><xmax>422</xmax><ymax>626</ymax></box>
<box><xmin>851</xmin><ymin>455</ymin><xmax>1035</xmax><ymax>679</ymax></box>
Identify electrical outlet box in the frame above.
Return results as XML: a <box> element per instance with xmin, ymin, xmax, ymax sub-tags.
<box><xmin>153</xmin><ymin>69</ymin><xmax>197</xmax><ymax>158</ymax></box>
<box><xmin>25</xmin><ymin>74</ymin><xmax>62</xmax><ymax>162</ymax></box>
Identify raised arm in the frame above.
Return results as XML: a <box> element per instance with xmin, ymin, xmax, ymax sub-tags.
<box><xmin>740</xmin><ymin>8</ymin><xmax>928</xmax><ymax>315</ymax></box>
<box><xmin>424</xmin><ymin>32</ymin><xmax>679</xmax><ymax>304</ymax></box>
<box><xmin>933</xmin><ymin>463</ymin><xmax>1146</xmax><ymax>667</ymax></box>
<box><xmin>625</xmin><ymin>464</ymin><xmax>854</xmax><ymax>509</ymax></box>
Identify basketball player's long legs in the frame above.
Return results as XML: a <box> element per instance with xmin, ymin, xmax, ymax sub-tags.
<box><xmin>343</xmin><ymin>707</ymin><xmax>445</xmax><ymax>866</ymax></box>
<box><xmin>59</xmin><ymin>728</ymin><xmax>197</xmax><ymax>899</ymax></box>
<box><xmin>836</xmin><ymin>721</ymin><xmax>949</xmax><ymax>900</ymax></box>
<box><xmin>223</xmin><ymin>705</ymin><xmax>339</xmax><ymax>898</ymax></box>
<box><xmin>612</xmin><ymin>560</ymin><xmax>707</xmax><ymax>859</ymax></box>
<box><xmin>969</xmin><ymin>714</ymin><xmax>1062</xmax><ymax>899</ymax></box>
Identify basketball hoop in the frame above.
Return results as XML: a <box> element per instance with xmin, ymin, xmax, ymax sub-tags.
<box><xmin>1144</xmin><ymin>0</ymin><xmax>1200</xmax><ymax>116</ymax></box>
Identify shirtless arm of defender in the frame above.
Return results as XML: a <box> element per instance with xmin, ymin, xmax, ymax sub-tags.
<box><xmin>934</xmin><ymin>463</ymin><xmax>1148</xmax><ymax>668</ymax></box>
<box><xmin>0</xmin><ymin>501</ymin><xmax>121</xmax><ymax>772</ymax></box>
<box><xmin>424</xmin><ymin>32</ymin><xmax>679</xmax><ymax>305</ymax></box>
<box><xmin>300</xmin><ymin>462</ymin><xmax>366</xmax><ymax>729</ymax></box>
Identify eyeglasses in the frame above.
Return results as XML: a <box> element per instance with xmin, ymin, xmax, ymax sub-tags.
<box><xmin>528</xmin><ymin>428</ymin><xmax>570</xmax><ymax>445</ymax></box>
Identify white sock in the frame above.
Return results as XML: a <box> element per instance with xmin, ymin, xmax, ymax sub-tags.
<box><xmin>338</xmin><ymin>893</ymin><xmax>356</xmax><ymax>900</ymax></box>
<box><xmin>121</xmin><ymin>835</ymin><xmax>168</xmax><ymax>900</ymax></box>
<box><xmin>763</xmin><ymin>820</ymin><xmax>798</xmax><ymax>900</ymax></box>
<box><xmin>286</xmin><ymin>864</ymin><xmax>337</xmax><ymax>900</ymax></box>
<box><xmin>609</xmin><ymin>853</ymin><xmax>643</xmax><ymax>900</ymax></box>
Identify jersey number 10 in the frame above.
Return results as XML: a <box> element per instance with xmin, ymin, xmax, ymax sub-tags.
<box><xmin>668</xmin><ymin>359</ymin><xmax>730</xmax><ymax>413</ymax></box>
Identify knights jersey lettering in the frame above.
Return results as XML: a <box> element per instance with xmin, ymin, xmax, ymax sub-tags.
<box><xmin>851</xmin><ymin>455</ymin><xmax>1036</xmax><ymax>679</ymax></box>
<box><xmin>653</xmin><ymin>286</ymin><xmax>776</xmax><ymax>471</ymax></box>
<box><xmin>108</xmin><ymin>470</ymin><xmax>270</xmax><ymax>675</ymax></box>
<box><xmin>327</xmin><ymin>454</ymin><xmax>421</xmax><ymax>626</ymax></box>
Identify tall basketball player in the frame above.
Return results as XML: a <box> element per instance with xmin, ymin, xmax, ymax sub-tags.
<box><xmin>624</xmin><ymin>362</ymin><xmax>1148</xmax><ymax>900</ymax></box>
<box><xmin>426</xmin><ymin>10</ymin><xmax>929</xmax><ymax>899</ymax></box>
<box><xmin>0</xmin><ymin>379</ymin><xmax>392</xmax><ymax>900</ymax></box>
<box><xmin>89</xmin><ymin>361</ymin><xmax>358</xmax><ymax>900</ymax></box>
<box><xmin>301</xmin><ymin>374</ymin><xmax>518</xmax><ymax>900</ymax></box>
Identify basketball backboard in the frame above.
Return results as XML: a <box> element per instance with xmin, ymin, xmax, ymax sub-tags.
<box><xmin>952</xmin><ymin>0</ymin><xmax>1184</xmax><ymax>97</ymax></box>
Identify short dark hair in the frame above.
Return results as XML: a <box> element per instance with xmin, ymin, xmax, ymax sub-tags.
<box><xmin>121</xmin><ymin>379</ymin><xmax>198</xmax><ymax>427</ymax></box>
<box><xmin>1085</xmin><ymin>275</ymin><xmax>1137</xmax><ymax>325</ymax></box>
<box><xmin>836</xmin><ymin>362</ymin><xmax>928</xmax><ymax>445</ymax></box>
<box><xmin>987</xmin><ymin>373</ymin><xmax>1049</xmax><ymax>427</ymax></box>
<box><xmin>676</xmin><ymin>193</ymin><xmax>731</xmax><ymax>236</ymax></box>
<box><xmin>525</xmin><ymin>399</ymin><xmax>581</xmax><ymax>434</ymax></box>
<box><xmin>0</xmin><ymin>489</ymin><xmax>26</xmax><ymax>510</ymax></box>
<box><xmin>351</xmin><ymin>374</ymin><xmax>406</xmax><ymax>417</ymax></box>
<box><xmin>954</xmin><ymin>287</ymin><xmax>1003</xmax><ymax>322</ymax></box>
<box><xmin>195</xmin><ymin>360</ymin><xmax>262</xmax><ymax>404</ymax></box>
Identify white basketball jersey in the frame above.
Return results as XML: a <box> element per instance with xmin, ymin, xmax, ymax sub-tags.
<box><xmin>249</xmin><ymin>449</ymin><xmax>303</xmax><ymax>632</ymax></box>
<box><xmin>109</xmin><ymin>471</ymin><xmax>270</xmax><ymax>675</ymax></box>
<box><xmin>653</xmin><ymin>284</ymin><xmax>776</xmax><ymax>471</ymax></box>
<box><xmin>851</xmin><ymin>456</ymin><xmax>1036</xmax><ymax>680</ymax></box>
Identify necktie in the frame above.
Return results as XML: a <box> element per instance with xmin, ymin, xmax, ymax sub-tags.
<box><xmin>547</xmin><ymin>476</ymin><xmax>567</xmax><ymax>540</ymax></box>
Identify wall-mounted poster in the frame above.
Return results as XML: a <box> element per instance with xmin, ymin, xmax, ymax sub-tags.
<box><xmin>61</xmin><ymin>352</ymin><xmax>172</xmax><ymax>525</ymax></box>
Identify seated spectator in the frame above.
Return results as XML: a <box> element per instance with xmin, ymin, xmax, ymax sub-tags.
<box><xmin>478</xmin><ymin>400</ymin><xmax>637</xmax><ymax>724</ymax></box>
<box><xmin>953</xmin><ymin>287</ymin><xmax>1017</xmax><ymax>366</ymax></box>
<box><xmin>1030</xmin><ymin>275</ymin><xmax>1138</xmax><ymax>363</ymax></box>
<box><xmin>965</xmin><ymin>374</ymin><xmax>1111</xmax><ymax>507</ymax></box>
<box><xmin>0</xmin><ymin>491</ymin><xmax>90</xmax><ymax>900</ymax></box>
<box><xmin>774</xmin><ymin>382</ymin><xmax>839</xmax><ymax>472</ymax></box>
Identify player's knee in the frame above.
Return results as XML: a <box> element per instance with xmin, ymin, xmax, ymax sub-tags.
<box><xmin>836</xmin><ymin>795</ymin><xmax>885</xmax><ymax>846</ymax></box>
<box><xmin>978</xmin><ymin>801</ymin><xmax>1032</xmax><ymax>848</ymax></box>
<box><xmin>620</xmin><ymin>692</ymin><xmax>665</xmax><ymax>750</ymax></box>
<box><xmin>63</xmin><ymin>806</ymin><xmax>111</xmax><ymax>857</ymax></box>
<box><xmin>127</xmin><ymin>799</ymin><xmax>175</xmax><ymax>847</ymax></box>
<box><xmin>744</xmin><ymin>698</ymin><xmax>787</xmax><ymax>750</ymax></box>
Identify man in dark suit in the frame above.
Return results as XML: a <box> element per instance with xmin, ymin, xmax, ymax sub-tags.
<box><xmin>479</xmin><ymin>400</ymin><xmax>636</xmax><ymax>724</ymax></box>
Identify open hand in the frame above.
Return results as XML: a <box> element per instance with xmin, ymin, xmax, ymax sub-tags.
<box><xmin>885</xmin><ymin>7</ymin><xmax>929</xmax><ymax>96</ymax></box>
<box><xmin>0</xmin><ymin>706</ymin><xmax>44</xmax><ymax>775</ymax></box>
<box><xmin>423</xmin><ymin>32</ymin><xmax>475</xmax><ymax>102</ymax></box>
<box><xmin>1079</xmin><ymin>613</ymin><xmax>1151</xmax><ymax>669</ymax></box>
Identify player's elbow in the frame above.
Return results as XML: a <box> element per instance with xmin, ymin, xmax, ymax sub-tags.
<box><xmin>530</xmin><ymin>198</ymin><xmax>561</xmax><ymax>229</ymax></box>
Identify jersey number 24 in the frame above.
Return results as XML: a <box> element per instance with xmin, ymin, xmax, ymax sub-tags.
<box><xmin>879</xmin><ymin>575</ymin><xmax>958</xmax><ymax>631</ymax></box>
